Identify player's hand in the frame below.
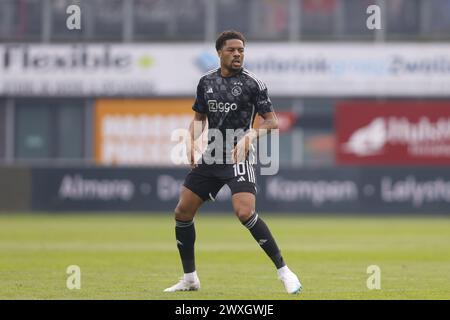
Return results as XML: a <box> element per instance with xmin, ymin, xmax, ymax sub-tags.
<box><xmin>185</xmin><ymin>136</ymin><xmax>200</xmax><ymax>168</ymax></box>
<box><xmin>232</xmin><ymin>130</ymin><xmax>257</xmax><ymax>163</ymax></box>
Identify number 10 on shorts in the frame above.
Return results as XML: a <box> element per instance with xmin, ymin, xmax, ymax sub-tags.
<box><xmin>233</xmin><ymin>163</ymin><xmax>246</xmax><ymax>176</ymax></box>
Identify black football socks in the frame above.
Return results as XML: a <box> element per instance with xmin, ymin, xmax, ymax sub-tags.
<box><xmin>176</xmin><ymin>214</ymin><xmax>285</xmax><ymax>273</ymax></box>
<box><xmin>242</xmin><ymin>212</ymin><xmax>286</xmax><ymax>269</ymax></box>
<box><xmin>175</xmin><ymin>219</ymin><xmax>196</xmax><ymax>273</ymax></box>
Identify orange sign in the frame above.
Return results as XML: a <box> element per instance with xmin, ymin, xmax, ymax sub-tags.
<box><xmin>95</xmin><ymin>99</ymin><xmax>195</xmax><ymax>165</ymax></box>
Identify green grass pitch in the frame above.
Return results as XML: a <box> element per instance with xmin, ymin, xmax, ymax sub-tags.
<box><xmin>0</xmin><ymin>213</ymin><xmax>449</xmax><ymax>300</ymax></box>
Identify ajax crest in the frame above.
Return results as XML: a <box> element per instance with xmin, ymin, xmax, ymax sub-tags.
<box><xmin>231</xmin><ymin>86</ymin><xmax>242</xmax><ymax>97</ymax></box>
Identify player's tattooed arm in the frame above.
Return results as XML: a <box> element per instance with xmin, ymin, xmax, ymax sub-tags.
<box><xmin>248</xmin><ymin>111</ymin><xmax>279</xmax><ymax>141</ymax></box>
<box><xmin>233</xmin><ymin>112</ymin><xmax>278</xmax><ymax>163</ymax></box>
<box><xmin>186</xmin><ymin>112</ymin><xmax>207</xmax><ymax>167</ymax></box>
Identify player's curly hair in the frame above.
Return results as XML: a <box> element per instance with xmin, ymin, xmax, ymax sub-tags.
<box><xmin>215</xmin><ymin>30</ymin><xmax>246</xmax><ymax>51</ymax></box>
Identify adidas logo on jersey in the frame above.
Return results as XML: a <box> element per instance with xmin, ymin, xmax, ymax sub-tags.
<box><xmin>206</xmin><ymin>87</ymin><xmax>213</xmax><ymax>93</ymax></box>
<box><xmin>237</xmin><ymin>176</ymin><xmax>246</xmax><ymax>182</ymax></box>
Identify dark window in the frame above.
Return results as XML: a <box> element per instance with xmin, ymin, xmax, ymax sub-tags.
<box><xmin>15</xmin><ymin>99</ymin><xmax>84</xmax><ymax>160</ymax></box>
<box><xmin>58</xmin><ymin>103</ymin><xmax>84</xmax><ymax>159</ymax></box>
<box><xmin>15</xmin><ymin>101</ymin><xmax>52</xmax><ymax>159</ymax></box>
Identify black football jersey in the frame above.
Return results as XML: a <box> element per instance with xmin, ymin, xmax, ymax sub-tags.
<box><xmin>192</xmin><ymin>67</ymin><xmax>274</xmax><ymax>164</ymax></box>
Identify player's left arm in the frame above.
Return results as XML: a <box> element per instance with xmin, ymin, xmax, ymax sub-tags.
<box><xmin>232</xmin><ymin>111</ymin><xmax>278</xmax><ymax>161</ymax></box>
<box><xmin>232</xmin><ymin>84</ymin><xmax>278</xmax><ymax>162</ymax></box>
<box><xmin>232</xmin><ymin>111</ymin><xmax>278</xmax><ymax>163</ymax></box>
<box><xmin>248</xmin><ymin>84</ymin><xmax>278</xmax><ymax>141</ymax></box>
<box><xmin>247</xmin><ymin>111</ymin><xmax>279</xmax><ymax>140</ymax></box>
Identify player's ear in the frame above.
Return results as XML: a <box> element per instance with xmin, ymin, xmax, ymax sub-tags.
<box><xmin>217</xmin><ymin>50</ymin><xmax>222</xmax><ymax>58</ymax></box>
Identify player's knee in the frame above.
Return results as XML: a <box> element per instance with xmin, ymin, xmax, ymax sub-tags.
<box><xmin>174</xmin><ymin>203</ymin><xmax>195</xmax><ymax>221</ymax></box>
<box><xmin>235</xmin><ymin>206</ymin><xmax>254</xmax><ymax>223</ymax></box>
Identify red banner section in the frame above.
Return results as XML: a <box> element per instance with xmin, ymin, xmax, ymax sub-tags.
<box><xmin>336</xmin><ymin>101</ymin><xmax>450</xmax><ymax>165</ymax></box>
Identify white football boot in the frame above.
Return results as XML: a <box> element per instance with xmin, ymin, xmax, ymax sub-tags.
<box><xmin>164</xmin><ymin>275</ymin><xmax>200</xmax><ymax>292</ymax></box>
<box><xmin>278</xmin><ymin>266</ymin><xmax>302</xmax><ymax>294</ymax></box>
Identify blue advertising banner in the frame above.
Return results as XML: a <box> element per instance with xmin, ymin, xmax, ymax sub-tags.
<box><xmin>31</xmin><ymin>167</ymin><xmax>450</xmax><ymax>214</ymax></box>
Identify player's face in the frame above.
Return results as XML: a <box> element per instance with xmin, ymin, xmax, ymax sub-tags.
<box><xmin>218</xmin><ymin>39</ymin><xmax>245</xmax><ymax>73</ymax></box>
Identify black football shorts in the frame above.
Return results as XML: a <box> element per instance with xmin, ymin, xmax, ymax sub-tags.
<box><xmin>183</xmin><ymin>160</ymin><xmax>257</xmax><ymax>201</ymax></box>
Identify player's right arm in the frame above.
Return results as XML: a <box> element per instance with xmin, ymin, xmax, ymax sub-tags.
<box><xmin>186</xmin><ymin>79</ymin><xmax>208</xmax><ymax>167</ymax></box>
<box><xmin>185</xmin><ymin>111</ymin><xmax>207</xmax><ymax>167</ymax></box>
<box><xmin>189</xmin><ymin>111</ymin><xmax>207</xmax><ymax>141</ymax></box>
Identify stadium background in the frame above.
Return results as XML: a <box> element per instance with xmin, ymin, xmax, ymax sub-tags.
<box><xmin>0</xmin><ymin>0</ymin><xmax>449</xmax><ymax>300</ymax></box>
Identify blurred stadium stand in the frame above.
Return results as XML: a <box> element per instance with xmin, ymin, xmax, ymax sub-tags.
<box><xmin>1</xmin><ymin>0</ymin><xmax>450</xmax><ymax>43</ymax></box>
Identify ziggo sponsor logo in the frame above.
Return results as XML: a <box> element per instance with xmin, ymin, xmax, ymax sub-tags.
<box><xmin>208</xmin><ymin>100</ymin><xmax>237</xmax><ymax>113</ymax></box>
